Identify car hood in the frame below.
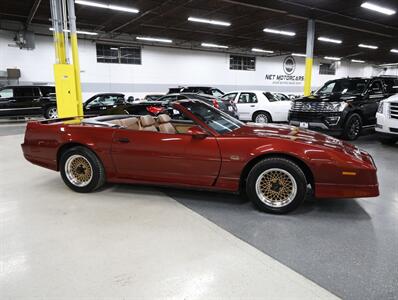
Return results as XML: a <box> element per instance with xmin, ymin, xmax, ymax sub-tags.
<box><xmin>296</xmin><ymin>94</ymin><xmax>360</xmax><ymax>103</ymax></box>
<box><xmin>229</xmin><ymin>123</ymin><xmax>358</xmax><ymax>153</ymax></box>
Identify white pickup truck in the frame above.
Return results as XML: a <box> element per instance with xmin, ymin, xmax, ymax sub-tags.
<box><xmin>376</xmin><ymin>94</ymin><xmax>398</xmax><ymax>145</ymax></box>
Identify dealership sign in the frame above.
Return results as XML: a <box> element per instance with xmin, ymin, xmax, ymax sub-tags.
<box><xmin>265</xmin><ymin>56</ymin><xmax>304</xmax><ymax>85</ymax></box>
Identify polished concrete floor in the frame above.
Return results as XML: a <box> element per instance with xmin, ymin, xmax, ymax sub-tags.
<box><xmin>1</xmin><ymin>129</ymin><xmax>337</xmax><ymax>299</ymax></box>
<box><xmin>168</xmin><ymin>135</ymin><xmax>398</xmax><ymax>300</ymax></box>
<box><xmin>1</xmin><ymin>123</ymin><xmax>397</xmax><ymax>299</ymax></box>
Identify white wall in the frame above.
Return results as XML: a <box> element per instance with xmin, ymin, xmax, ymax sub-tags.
<box><xmin>0</xmin><ymin>30</ymin><xmax>377</xmax><ymax>100</ymax></box>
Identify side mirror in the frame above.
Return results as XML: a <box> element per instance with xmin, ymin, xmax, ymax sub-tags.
<box><xmin>187</xmin><ymin>126</ymin><xmax>207</xmax><ymax>139</ymax></box>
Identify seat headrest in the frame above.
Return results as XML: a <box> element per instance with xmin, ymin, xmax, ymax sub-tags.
<box><xmin>120</xmin><ymin>117</ymin><xmax>139</xmax><ymax>127</ymax></box>
<box><xmin>140</xmin><ymin>115</ymin><xmax>155</xmax><ymax>127</ymax></box>
<box><xmin>157</xmin><ymin>114</ymin><xmax>171</xmax><ymax>124</ymax></box>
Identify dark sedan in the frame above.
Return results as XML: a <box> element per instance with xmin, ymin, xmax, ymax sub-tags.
<box><xmin>40</xmin><ymin>93</ymin><xmax>127</xmax><ymax>119</ymax></box>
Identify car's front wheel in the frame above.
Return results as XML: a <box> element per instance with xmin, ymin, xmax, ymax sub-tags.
<box><xmin>246</xmin><ymin>157</ymin><xmax>307</xmax><ymax>214</ymax></box>
<box><xmin>60</xmin><ymin>146</ymin><xmax>106</xmax><ymax>193</ymax></box>
<box><xmin>342</xmin><ymin>113</ymin><xmax>362</xmax><ymax>140</ymax></box>
<box><xmin>44</xmin><ymin>106</ymin><xmax>58</xmax><ymax>119</ymax></box>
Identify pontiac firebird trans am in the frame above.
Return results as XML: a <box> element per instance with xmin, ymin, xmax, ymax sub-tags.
<box><xmin>21</xmin><ymin>100</ymin><xmax>379</xmax><ymax>214</ymax></box>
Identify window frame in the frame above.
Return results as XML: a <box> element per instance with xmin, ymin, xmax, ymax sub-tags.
<box><xmin>96</xmin><ymin>44</ymin><xmax>142</xmax><ymax>65</ymax></box>
<box><xmin>229</xmin><ymin>55</ymin><xmax>256</xmax><ymax>71</ymax></box>
<box><xmin>238</xmin><ymin>92</ymin><xmax>258</xmax><ymax>104</ymax></box>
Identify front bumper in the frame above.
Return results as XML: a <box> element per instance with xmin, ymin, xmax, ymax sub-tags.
<box><xmin>376</xmin><ymin>112</ymin><xmax>398</xmax><ymax>137</ymax></box>
<box><xmin>289</xmin><ymin>111</ymin><xmax>344</xmax><ymax>135</ymax></box>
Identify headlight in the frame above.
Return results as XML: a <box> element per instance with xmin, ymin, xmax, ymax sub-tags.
<box><xmin>377</xmin><ymin>101</ymin><xmax>384</xmax><ymax>113</ymax></box>
<box><xmin>324</xmin><ymin>102</ymin><xmax>347</xmax><ymax>112</ymax></box>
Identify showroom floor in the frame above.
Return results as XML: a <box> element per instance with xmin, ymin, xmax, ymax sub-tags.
<box><xmin>1</xmin><ymin>123</ymin><xmax>397</xmax><ymax>300</ymax></box>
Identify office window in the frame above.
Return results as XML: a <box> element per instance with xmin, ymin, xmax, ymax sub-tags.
<box><xmin>96</xmin><ymin>44</ymin><xmax>141</xmax><ymax>65</ymax></box>
<box><xmin>230</xmin><ymin>55</ymin><xmax>256</xmax><ymax>71</ymax></box>
<box><xmin>319</xmin><ymin>63</ymin><xmax>336</xmax><ymax>75</ymax></box>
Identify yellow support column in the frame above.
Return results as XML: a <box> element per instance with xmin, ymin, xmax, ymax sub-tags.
<box><xmin>303</xmin><ymin>19</ymin><xmax>315</xmax><ymax>97</ymax></box>
<box><xmin>304</xmin><ymin>57</ymin><xmax>313</xmax><ymax>96</ymax></box>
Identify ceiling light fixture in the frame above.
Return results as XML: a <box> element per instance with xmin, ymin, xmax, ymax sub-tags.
<box><xmin>351</xmin><ymin>59</ymin><xmax>365</xmax><ymax>63</ymax></box>
<box><xmin>292</xmin><ymin>53</ymin><xmax>306</xmax><ymax>57</ymax></box>
<box><xmin>358</xmin><ymin>43</ymin><xmax>378</xmax><ymax>49</ymax></box>
<box><xmin>263</xmin><ymin>28</ymin><xmax>295</xmax><ymax>36</ymax></box>
<box><xmin>201</xmin><ymin>43</ymin><xmax>228</xmax><ymax>49</ymax></box>
<box><xmin>251</xmin><ymin>48</ymin><xmax>274</xmax><ymax>53</ymax></box>
<box><xmin>391</xmin><ymin>49</ymin><xmax>398</xmax><ymax>53</ymax></box>
<box><xmin>49</xmin><ymin>27</ymin><xmax>98</xmax><ymax>35</ymax></box>
<box><xmin>75</xmin><ymin>0</ymin><xmax>139</xmax><ymax>13</ymax></box>
<box><xmin>361</xmin><ymin>2</ymin><xmax>396</xmax><ymax>15</ymax></box>
<box><xmin>188</xmin><ymin>17</ymin><xmax>231</xmax><ymax>27</ymax></box>
<box><xmin>324</xmin><ymin>56</ymin><xmax>341</xmax><ymax>61</ymax></box>
<box><xmin>136</xmin><ymin>37</ymin><xmax>173</xmax><ymax>43</ymax></box>
<box><xmin>318</xmin><ymin>36</ymin><xmax>342</xmax><ymax>44</ymax></box>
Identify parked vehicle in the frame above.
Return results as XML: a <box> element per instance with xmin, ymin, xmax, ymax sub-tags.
<box><xmin>221</xmin><ymin>90</ymin><xmax>292</xmax><ymax>123</ymax></box>
<box><xmin>0</xmin><ymin>85</ymin><xmax>55</xmax><ymax>118</ymax></box>
<box><xmin>289</xmin><ymin>76</ymin><xmax>398</xmax><ymax>140</ymax></box>
<box><xmin>43</xmin><ymin>93</ymin><xmax>127</xmax><ymax>118</ymax></box>
<box><xmin>143</xmin><ymin>94</ymin><xmax>164</xmax><ymax>101</ymax></box>
<box><xmin>376</xmin><ymin>94</ymin><xmax>398</xmax><ymax>145</ymax></box>
<box><xmin>22</xmin><ymin>100</ymin><xmax>379</xmax><ymax>214</ymax></box>
<box><xmin>156</xmin><ymin>93</ymin><xmax>238</xmax><ymax>118</ymax></box>
<box><xmin>105</xmin><ymin>101</ymin><xmax>169</xmax><ymax>116</ymax></box>
<box><xmin>168</xmin><ymin>86</ymin><xmax>224</xmax><ymax>97</ymax></box>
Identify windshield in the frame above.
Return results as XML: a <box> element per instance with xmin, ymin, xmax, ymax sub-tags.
<box><xmin>180</xmin><ymin>101</ymin><xmax>243</xmax><ymax>134</ymax></box>
<box><xmin>316</xmin><ymin>79</ymin><xmax>370</xmax><ymax>95</ymax></box>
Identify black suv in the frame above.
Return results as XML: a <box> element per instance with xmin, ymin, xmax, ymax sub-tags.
<box><xmin>288</xmin><ymin>76</ymin><xmax>398</xmax><ymax>140</ymax></box>
<box><xmin>0</xmin><ymin>85</ymin><xmax>56</xmax><ymax>119</ymax></box>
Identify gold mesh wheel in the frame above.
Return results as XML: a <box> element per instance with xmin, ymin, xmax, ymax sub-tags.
<box><xmin>255</xmin><ymin>168</ymin><xmax>297</xmax><ymax>208</ymax></box>
<box><xmin>65</xmin><ymin>155</ymin><xmax>93</xmax><ymax>187</ymax></box>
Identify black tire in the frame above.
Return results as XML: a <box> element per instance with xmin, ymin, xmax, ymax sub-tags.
<box><xmin>380</xmin><ymin>138</ymin><xmax>398</xmax><ymax>145</ymax></box>
<box><xmin>44</xmin><ymin>106</ymin><xmax>58</xmax><ymax>119</ymax></box>
<box><xmin>342</xmin><ymin>113</ymin><xmax>362</xmax><ymax>140</ymax></box>
<box><xmin>253</xmin><ymin>111</ymin><xmax>272</xmax><ymax>124</ymax></box>
<box><xmin>59</xmin><ymin>146</ymin><xmax>106</xmax><ymax>193</ymax></box>
<box><xmin>246</xmin><ymin>157</ymin><xmax>307</xmax><ymax>214</ymax></box>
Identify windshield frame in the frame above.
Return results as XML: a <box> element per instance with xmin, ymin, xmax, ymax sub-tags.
<box><xmin>173</xmin><ymin>100</ymin><xmax>244</xmax><ymax>136</ymax></box>
<box><xmin>315</xmin><ymin>78</ymin><xmax>370</xmax><ymax>96</ymax></box>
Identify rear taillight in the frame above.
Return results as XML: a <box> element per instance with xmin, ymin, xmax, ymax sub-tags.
<box><xmin>212</xmin><ymin>99</ymin><xmax>220</xmax><ymax>109</ymax></box>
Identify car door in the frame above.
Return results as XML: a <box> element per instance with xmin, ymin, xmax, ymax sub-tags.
<box><xmin>11</xmin><ymin>87</ymin><xmax>41</xmax><ymax>116</ymax></box>
<box><xmin>262</xmin><ymin>92</ymin><xmax>291</xmax><ymax>122</ymax></box>
<box><xmin>111</xmin><ymin>126</ymin><xmax>221</xmax><ymax>186</ymax></box>
<box><xmin>0</xmin><ymin>87</ymin><xmax>15</xmax><ymax>117</ymax></box>
<box><xmin>364</xmin><ymin>80</ymin><xmax>385</xmax><ymax>125</ymax></box>
<box><xmin>235</xmin><ymin>92</ymin><xmax>258</xmax><ymax>121</ymax></box>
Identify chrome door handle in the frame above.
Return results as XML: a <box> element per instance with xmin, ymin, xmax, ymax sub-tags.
<box><xmin>117</xmin><ymin>137</ymin><xmax>130</xmax><ymax>143</ymax></box>
<box><xmin>250</xmin><ymin>105</ymin><xmax>255</xmax><ymax>107</ymax></box>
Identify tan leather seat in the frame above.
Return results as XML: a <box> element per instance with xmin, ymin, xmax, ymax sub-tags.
<box><xmin>120</xmin><ymin>117</ymin><xmax>140</xmax><ymax>130</ymax></box>
<box><xmin>108</xmin><ymin>119</ymin><xmax>123</xmax><ymax>126</ymax></box>
<box><xmin>140</xmin><ymin>115</ymin><xmax>157</xmax><ymax>131</ymax></box>
<box><xmin>157</xmin><ymin>114</ymin><xmax>176</xmax><ymax>134</ymax></box>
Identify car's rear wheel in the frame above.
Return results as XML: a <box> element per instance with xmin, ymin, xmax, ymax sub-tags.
<box><xmin>253</xmin><ymin>111</ymin><xmax>272</xmax><ymax>124</ymax></box>
<box><xmin>60</xmin><ymin>146</ymin><xmax>106</xmax><ymax>193</ymax></box>
<box><xmin>342</xmin><ymin>113</ymin><xmax>362</xmax><ymax>140</ymax></box>
<box><xmin>246</xmin><ymin>157</ymin><xmax>307</xmax><ymax>214</ymax></box>
<box><xmin>44</xmin><ymin>106</ymin><xmax>58</xmax><ymax>119</ymax></box>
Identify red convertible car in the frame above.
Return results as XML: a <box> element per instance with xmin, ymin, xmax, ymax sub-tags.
<box><xmin>21</xmin><ymin>100</ymin><xmax>379</xmax><ymax>214</ymax></box>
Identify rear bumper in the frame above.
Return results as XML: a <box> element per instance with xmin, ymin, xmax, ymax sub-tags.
<box><xmin>315</xmin><ymin>183</ymin><xmax>379</xmax><ymax>198</ymax></box>
<box><xmin>21</xmin><ymin>143</ymin><xmax>58</xmax><ymax>171</ymax></box>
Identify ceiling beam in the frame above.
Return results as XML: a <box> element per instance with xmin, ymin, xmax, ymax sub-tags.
<box><xmin>26</xmin><ymin>0</ymin><xmax>42</xmax><ymax>25</ymax></box>
<box><xmin>218</xmin><ymin>0</ymin><xmax>395</xmax><ymax>38</ymax></box>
